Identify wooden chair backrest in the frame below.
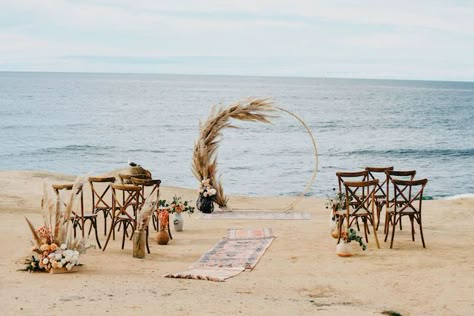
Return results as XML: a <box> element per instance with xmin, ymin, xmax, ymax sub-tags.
<box><xmin>111</xmin><ymin>184</ymin><xmax>141</xmax><ymax>221</ymax></box>
<box><xmin>343</xmin><ymin>179</ymin><xmax>379</xmax><ymax>216</ymax></box>
<box><xmin>391</xmin><ymin>178</ymin><xmax>428</xmax><ymax>215</ymax></box>
<box><xmin>89</xmin><ymin>177</ymin><xmax>115</xmax><ymax>212</ymax></box>
<box><xmin>365</xmin><ymin>166</ymin><xmax>394</xmax><ymax>199</ymax></box>
<box><xmin>336</xmin><ymin>170</ymin><xmax>368</xmax><ymax>195</ymax></box>
<box><xmin>52</xmin><ymin>183</ymin><xmax>83</xmax><ymax>216</ymax></box>
<box><xmin>385</xmin><ymin>170</ymin><xmax>416</xmax><ymax>207</ymax></box>
<box><xmin>130</xmin><ymin>178</ymin><xmax>161</xmax><ymax>208</ymax></box>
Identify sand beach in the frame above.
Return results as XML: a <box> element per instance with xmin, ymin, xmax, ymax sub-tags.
<box><xmin>1</xmin><ymin>170</ymin><xmax>473</xmax><ymax>315</ymax></box>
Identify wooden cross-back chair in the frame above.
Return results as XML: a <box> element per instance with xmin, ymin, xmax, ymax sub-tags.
<box><xmin>118</xmin><ymin>173</ymin><xmax>149</xmax><ymax>184</ymax></box>
<box><xmin>52</xmin><ymin>183</ymin><xmax>102</xmax><ymax>249</ymax></box>
<box><xmin>130</xmin><ymin>177</ymin><xmax>161</xmax><ymax>231</ymax></box>
<box><xmin>336</xmin><ymin>170</ymin><xmax>369</xmax><ymax>231</ymax></box>
<box><xmin>102</xmin><ymin>184</ymin><xmax>143</xmax><ymax>251</ymax></box>
<box><xmin>365</xmin><ymin>166</ymin><xmax>394</xmax><ymax>230</ymax></box>
<box><xmin>89</xmin><ymin>176</ymin><xmax>116</xmax><ymax>236</ymax></box>
<box><xmin>336</xmin><ymin>170</ymin><xmax>368</xmax><ymax>194</ymax></box>
<box><xmin>338</xmin><ymin>179</ymin><xmax>380</xmax><ymax>248</ymax></box>
<box><xmin>385</xmin><ymin>178</ymin><xmax>428</xmax><ymax>248</ymax></box>
<box><xmin>384</xmin><ymin>170</ymin><xmax>417</xmax><ymax>233</ymax></box>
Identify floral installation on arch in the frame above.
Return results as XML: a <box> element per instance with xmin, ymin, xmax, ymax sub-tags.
<box><xmin>198</xmin><ymin>179</ymin><xmax>217</xmax><ymax>200</ymax></box>
<box><xmin>23</xmin><ymin>177</ymin><xmax>93</xmax><ymax>273</ymax></box>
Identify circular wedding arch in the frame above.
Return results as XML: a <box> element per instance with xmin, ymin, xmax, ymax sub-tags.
<box><xmin>192</xmin><ymin>99</ymin><xmax>319</xmax><ymax>211</ymax></box>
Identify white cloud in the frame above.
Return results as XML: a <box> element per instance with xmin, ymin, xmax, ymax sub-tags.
<box><xmin>0</xmin><ymin>0</ymin><xmax>473</xmax><ymax>80</ymax></box>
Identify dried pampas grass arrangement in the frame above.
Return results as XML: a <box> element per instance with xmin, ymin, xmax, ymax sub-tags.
<box><xmin>192</xmin><ymin>98</ymin><xmax>276</xmax><ymax>207</ymax></box>
<box><xmin>26</xmin><ymin>176</ymin><xmax>88</xmax><ymax>250</ymax></box>
<box><xmin>23</xmin><ymin>176</ymin><xmax>94</xmax><ymax>272</ymax></box>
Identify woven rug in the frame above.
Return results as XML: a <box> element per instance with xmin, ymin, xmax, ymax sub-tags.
<box><xmin>200</xmin><ymin>211</ymin><xmax>311</xmax><ymax>220</ymax></box>
<box><xmin>164</xmin><ymin>229</ymin><xmax>275</xmax><ymax>282</ymax></box>
<box><xmin>227</xmin><ymin>228</ymin><xmax>273</xmax><ymax>239</ymax></box>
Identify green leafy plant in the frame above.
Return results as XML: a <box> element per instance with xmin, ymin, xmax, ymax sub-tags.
<box><xmin>163</xmin><ymin>195</ymin><xmax>195</xmax><ymax>214</ymax></box>
<box><xmin>341</xmin><ymin>228</ymin><xmax>367</xmax><ymax>251</ymax></box>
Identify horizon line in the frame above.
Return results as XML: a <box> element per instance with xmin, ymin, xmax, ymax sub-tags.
<box><xmin>0</xmin><ymin>70</ymin><xmax>473</xmax><ymax>84</ymax></box>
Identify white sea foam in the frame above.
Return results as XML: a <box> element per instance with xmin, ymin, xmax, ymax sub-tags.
<box><xmin>444</xmin><ymin>194</ymin><xmax>474</xmax><ymax>200</ymax></box>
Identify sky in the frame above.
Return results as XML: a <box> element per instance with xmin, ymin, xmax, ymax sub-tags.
<box><xmin>1</xmin><ymin>0</ymin><xmax>473</xmax><ymax>81</ymax></box>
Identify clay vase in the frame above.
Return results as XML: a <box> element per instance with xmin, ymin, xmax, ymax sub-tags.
<box><xmin>156</xmin><ymin>230</ymin><xmax>169</xmax><ymax>245</ymax></box>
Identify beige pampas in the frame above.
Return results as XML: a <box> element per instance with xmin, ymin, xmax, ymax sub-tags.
<box><xmin>192</xmin><ymin>98</ymin><xmax>275</xmax><ymax>207</ymax></box>
<box><xmin>25</xmin><ymin>176</ymin><xmax>89</xmax><ymax>251</ymax></box>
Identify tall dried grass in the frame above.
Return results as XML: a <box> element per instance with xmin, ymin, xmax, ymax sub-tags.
<box><xmin>26</xmin><ymin>176</ymin><xmax>89</xmax><ymax>251</ymax></box>
<box><xmin>192</xmin><ymin>98</ymin><xmax>275</xmax><ymax>207</ymax></box>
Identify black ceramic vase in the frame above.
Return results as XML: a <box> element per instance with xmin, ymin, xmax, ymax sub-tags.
<box><xmin>197</xmin><ymin>195</ymin><xmax>214</xmax><ymax>213</ymax></box>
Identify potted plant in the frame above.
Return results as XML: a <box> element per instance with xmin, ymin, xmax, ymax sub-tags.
<box><xmin>196</xmin><ymin>179</ymin><xmax>217</xmax><ymax>213</ymax></box>
<box><xmin>336</xmin><ymin>228</ymin><xmax>367</xmax><ymax>257</ymax></box>
<box><xmin>167</xmin><ymin>195</ymin><xmax>195</xmax><ymax>232</ymax></box>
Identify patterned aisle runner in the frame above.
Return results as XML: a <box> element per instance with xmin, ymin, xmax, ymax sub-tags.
<box><xmin>163</xmin><ymin>228</ymin><xmax>275</xmax><ymax>282</ymax></box>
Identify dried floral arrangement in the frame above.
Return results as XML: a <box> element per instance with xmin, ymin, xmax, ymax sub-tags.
<box><xmin>136</xmin><ymin>190</ymin><xmax>160</xmax><ymax>231</ymax></box>
<box><xmin>23</xmin><ymin>177</ymin><xmax>93</xmax><ymax>273</ymax></box>
<box><xmin>192</xmin><ymin>98</ymin><xmax>275</xmax><ymax>207</ymax></box>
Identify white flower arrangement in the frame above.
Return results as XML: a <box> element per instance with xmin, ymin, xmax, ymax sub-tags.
<box><xmin>198</xmin><ymin>179</ymin><xmax>217</xmax><ymax>198</ymax></box>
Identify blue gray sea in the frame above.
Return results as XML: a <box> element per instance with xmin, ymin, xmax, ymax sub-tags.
<box><xmin>1</xmin><ymin>72</ymin><xmax>473</xmax><ymax>199</ymax></box>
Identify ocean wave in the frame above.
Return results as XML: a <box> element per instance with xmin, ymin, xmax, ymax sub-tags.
<box><xmin>345</xmin><ymin>148</ymin><xmax>474</xmax><ymax>158</ymax></box>
<box><xmin>444</xmin><ymin>194</ymin><xmax>474</xmax><ymax>200</ymax></box>
<box><xmin>35</xmin><ymin>145</ymin><xmax>115</xmax><ymax>154</ymax></box>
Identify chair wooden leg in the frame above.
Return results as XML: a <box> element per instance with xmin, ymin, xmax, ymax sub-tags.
<box><xmin>375</xmin><ymin>203</ymin><xmax>381</xmax><ymax>231</ymax></box>
<box><xmin>337</xmin><ymin>216</ymin><xmax>344</xmax><ymax>244</ymax></box>
<box><xmin>103</xmin><ymin>212</ymin><xmax>108</xmax><ymax>236</ymax></box>
<box><xmin>121</xmin><ymin>222</ymin><xmax>127</xmax><ymax>250</ymax></box>
<box><xmin>146</xmin><ymin>227</ymin><xmax>150</xmax><ymax>254</ymax></box>
<box><xmin>390</xmin><ymin>216</ymin><xmax>397</xmax><ymax>248</ymax></box>
<box><xmin>384</xmin><ymin>212</ymin><xmax>389</xmax><ymax>235</ymax></box>
<box><xmin>92</xmin><ymin>219</ymin><xmax>102</xmax><ymax>249</ymax></box>
<box><xmin>418</xmin><ymin>217</ymin><xmax>426</xmax><ymax>248</ymax></box>
<box><xmin>168</xmin><ymin>222</ymin><xmax>173</xmax><ymax>240</ymax></box>
<box><xmin>363</xmin><ymin>218</ymin><xmax>369</xmax><ymax>243</ymax></box>
<box><xmin>410</xmin><ymin>215</ymin><xmax>415</xmax><ymax>241</ymax></box>
<box><xmin>102</xmin><ymin>220</ymin><xmax>117</xmax><ymax>251</ymax></box>
<box><xmin>384</xmin><ymin>214</ymin><xmax>390</xmax><ymax>242</ymax></box>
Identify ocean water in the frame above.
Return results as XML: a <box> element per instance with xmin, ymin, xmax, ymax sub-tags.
<box><xmin>0</xmin><ymin>72</ymin><xmax>473</xmax><ymax>199</ymax></box>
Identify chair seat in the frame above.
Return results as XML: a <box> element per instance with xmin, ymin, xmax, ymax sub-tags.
<box><xmin>71</xmin><ymin>213</ymin><xmax>98</xmax><ymax>219</ymax></box>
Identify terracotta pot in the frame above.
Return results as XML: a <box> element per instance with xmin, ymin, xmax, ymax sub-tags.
<box><xmin>336</xmin><ymin>242</ymin><xmax>353</xmax><ymax>257</ymax></box>
<box><xmin>156</xmin><ymin>230</ymin><xmax>169</xmax><ymax>245</ymax></box>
